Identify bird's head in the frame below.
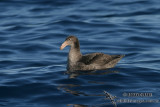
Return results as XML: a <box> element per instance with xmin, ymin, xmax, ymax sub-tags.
<box><xmin>60</xmin><ymin>36</ymin><xmax>79</xmax><ymax>50</ymax></box>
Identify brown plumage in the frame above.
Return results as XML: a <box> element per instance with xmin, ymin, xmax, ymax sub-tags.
<box><xmin>60</xmin><ymin>36</ymin><xmax>124</xmax><ymax>71</ymax></box>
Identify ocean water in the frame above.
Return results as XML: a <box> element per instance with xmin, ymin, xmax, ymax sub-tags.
<box><xmin>0</xmin><ymin>0</ymin><xmax>160</xmax><ymax>107</ymax></box>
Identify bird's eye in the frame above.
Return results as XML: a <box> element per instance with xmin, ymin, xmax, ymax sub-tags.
<box><xmin>68</xmin><ymin>38</ymin><xmax>71</xmax><ymax>41</ymax></box>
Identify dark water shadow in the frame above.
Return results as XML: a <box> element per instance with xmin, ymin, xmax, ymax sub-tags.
<box><xmin>0</xmin><ymin>100</ymin><xmax>9</xmax><ymax>106</ymax></box>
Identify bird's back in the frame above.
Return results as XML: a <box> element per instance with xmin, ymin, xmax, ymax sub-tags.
<box><xmin>78</xmin><ymin>53</ymin><xmax>124</xmax><ymax>70</ymax></box>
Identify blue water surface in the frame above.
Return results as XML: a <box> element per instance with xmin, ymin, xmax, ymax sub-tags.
<box><xmin>0</xmin><ymin>0</ymin><xmax>160</xmax><ymax>107</ymax></box>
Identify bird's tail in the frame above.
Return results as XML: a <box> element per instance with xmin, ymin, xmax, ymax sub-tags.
<box><xmin>106</xmin><ymin>54</ymin><xmax>125</xmax><ymax>68</ymax></box>
<box><xmin>112</xmin><ymin>54</ymin><xmax>125</xmax><ymax>59</ymax></box>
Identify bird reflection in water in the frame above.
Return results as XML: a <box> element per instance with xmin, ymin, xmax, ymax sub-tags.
<box><xmin>66</xmin><ymin>69</ymin><xmax>119</xmax><ymax>79</ymax></box>
<box><xmin>58</xmin><ymin>69</ymin><xmax>119</xmax><ymax>107</ymax></box>
<box><xmin>58</xmin><ymin>83</ymin><xmax>117</xmax><ymax>107</ymax></box>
